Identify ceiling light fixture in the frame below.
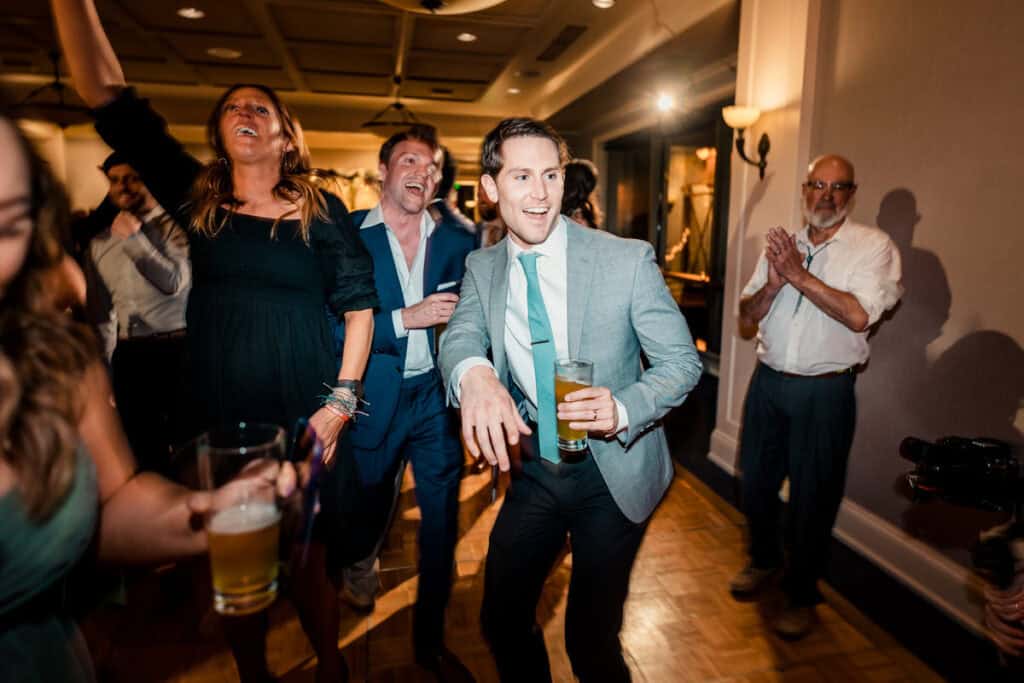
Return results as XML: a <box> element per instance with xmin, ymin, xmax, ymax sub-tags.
<box><xmin>507</xmin><ymin>87</ymin><xmax>521</xmax><ymax>94</ymax></box>
<box><xmin>592</xmin><ymin>0</ymin><xmax>615</xmax><ymax>8</ymax></box>
<box><xmin>655</xmin><ymin>93</ymin><xmax>674</xmax><ymax>112</ymax></box>
<box><xmin>377</xmin><ymin>0</ymin><xmax>507</xmax><ymax>15</ymax></box>
<box><xmin>207</xmin><ymin>47</ymin><xmax>242</xmax><ymax>60</ymax></box>
<box><xmin>177</xmin><ymin>7</ymin><xmax>205</xmax><ymax>19</ymax></box>
<box><xmin>457</xmin><ymin>32</ymin><xmax>478</xmax><ymax>42</ymax></box>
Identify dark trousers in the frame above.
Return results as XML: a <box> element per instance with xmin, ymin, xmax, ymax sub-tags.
<box><xmin>739</xmin><ymin>363</ymin><xmax>856</xmax><ymax>605</ymax></box>
<box><xmin>481</xmin><ymin>435</ymin><xmax>647</xmax><ymax>683</ymax></box>
<box><xmin>351</xmin><ymin>371</ymin><xmax>462</xmax><ymax>652</ymax></box>
<box><xmin>111</xmin><ymin>334</ymin><xmax>195</xmax><ymax>473</ymax></box>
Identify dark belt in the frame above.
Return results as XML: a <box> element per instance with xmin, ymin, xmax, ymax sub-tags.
<box><xmin>762</xmin><ymin>363</ymin><xmax>854</xmax><ymax>379</ymax></box>
<box><xmin>121</xmin><ymin>328</ymin><xmax>187</xmax><ymax>342</ymax></box>
<box><xmin>521</xmin><ymin>418</ymin><xmax>590</xmax><ymax>467</ymax></box>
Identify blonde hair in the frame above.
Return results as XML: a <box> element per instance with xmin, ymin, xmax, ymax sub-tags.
<box><xmin>190</xmin><ymin>83</ymin><xmax>339</xmax><ymax>241</ymax></box>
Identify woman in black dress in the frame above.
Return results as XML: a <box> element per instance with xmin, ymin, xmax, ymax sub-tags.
<box><xmin>53</xmin><ymin>2</ymin><xmax>377</xmax><ymax>681</ymax></box>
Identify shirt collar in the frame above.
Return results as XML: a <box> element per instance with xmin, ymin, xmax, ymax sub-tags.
<box><xmin>797</xmin><ymin>219</ymin><xmax>848</xmax><ymax>249</ymax></box>
<box><xmin>506</xmin><ymin>215</ymin><xmax>568</xmax><ymax>265</ymax></box>
<box><xmin>361</xmin><ymin>203</ymin><xmax>436</xmax><ymax>237</ymax></box>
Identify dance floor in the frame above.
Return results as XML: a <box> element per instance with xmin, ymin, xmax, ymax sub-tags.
<box><xmin>82</xmin><ymin>464</ymin><xmax>944</xmax><ymax>682</ymax></box>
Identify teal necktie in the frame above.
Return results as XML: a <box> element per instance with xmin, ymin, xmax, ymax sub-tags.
<box><xmin>517</xmin><ymin>252</ymin><xmax>559</xmax><ymax>463</ymax></box>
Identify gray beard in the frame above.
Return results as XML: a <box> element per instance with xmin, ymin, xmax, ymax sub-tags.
<box><xmin>802</xmin><ymin>204</ymin><xmax>848</xmax><ymax>229</ymax></box>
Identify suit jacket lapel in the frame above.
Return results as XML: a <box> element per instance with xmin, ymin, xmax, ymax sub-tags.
<box><xmin>566</xmin><ymin>221</ymin><xmax>595</xmax><ymax>359</ymax></box>
<box><xmin>423</xmin><ymin>224</ymin><xmax>440</xmax><ymax>294</ymax></box>
<box><xmin>488</xmin><ymin>240</ymin><xmax>510</xmax><ymax>380</ymax></box>
<box><xmin>361</xmin><ymin>224</ymin><xmax>404</xmax><ymax>311</ymax></box>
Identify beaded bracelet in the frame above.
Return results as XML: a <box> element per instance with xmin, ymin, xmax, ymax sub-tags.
<box><xmin>318</xmin><ymin>383</ymin><xmax>368</xmax><ymax>419</ymax></box>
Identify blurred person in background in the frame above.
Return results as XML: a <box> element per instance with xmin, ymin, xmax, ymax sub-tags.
<box><xmin>560</xmin><ymin>158</ymin><xmax>602</xmax><ymax>229</ymax></box>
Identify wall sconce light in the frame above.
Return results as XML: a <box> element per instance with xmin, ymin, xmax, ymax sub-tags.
<box><xmin>722</xmin><ymin>105</ymin><xmax>770</xmax><ymax>180</ymax></box>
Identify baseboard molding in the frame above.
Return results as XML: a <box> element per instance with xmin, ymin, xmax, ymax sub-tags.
<box><xmin>706</xmin><ymin>430</ymin><xmax>984</xmax><ymax>636</ymax></box>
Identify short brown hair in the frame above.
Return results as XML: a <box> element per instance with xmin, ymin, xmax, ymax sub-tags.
<box><xmin>379</xmin><ymin>124</ymin><xmax>441</xmax><ymax>167</ymax></box>
<box><xmin>480</xmin><ymin>118</ymin><xmax>569</xmax><ymax>178</ymax></box>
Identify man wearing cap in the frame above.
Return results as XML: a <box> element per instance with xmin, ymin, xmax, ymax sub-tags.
<box><xmin>84</xmin><ymin>152</ymin><xmax>192</xmax><ymax>469</ymax></box>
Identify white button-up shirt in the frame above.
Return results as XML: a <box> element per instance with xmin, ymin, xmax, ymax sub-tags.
<box><xmin>742</xmin><ymin>219</ymin><xmax>903</xmax><ymax>374</ymax></box>
<box><xmin>86</xmin><ymin>206</ymin><xmax>190</xmax><ymax>358</ymax></box>
<box><xmin>360</xmin><ymin>205</ymin><xmax>436</xmax><ymax>379</ymax></box>
<box><xmin>453</xmin><ymin>217</ymin><xmax>628</xmax><ymax>432</ymax></box>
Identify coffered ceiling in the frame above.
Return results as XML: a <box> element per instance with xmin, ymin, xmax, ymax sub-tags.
<box><xmin>0</xmin><ymin>0</ymin><xmax>736</xmax><ymax>145</ymax></box>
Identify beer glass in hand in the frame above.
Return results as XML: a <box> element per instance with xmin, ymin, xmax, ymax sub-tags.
<box><xmin>198</xmin><ymin>423</ymin><xmax>286</xmax><ymax>616</ymax></box>
<box><xmin>555</xmin><ymin>359</ymin><xmax>594</xmax><ymax>452</ymax></box>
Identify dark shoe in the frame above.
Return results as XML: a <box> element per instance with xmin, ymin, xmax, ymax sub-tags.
<box><xmin>340</xmin><ymin>582</ymin><xmax>376</xmax><ymax>615</ymax></box>
<box><xmin>415</xmin><ymin>646</ymin><xmax>476</xmax><ymax>683</ymax></box>
<box><xmin>773</xmin><ymin>603</ymin><xmax>814</xmax><ymax>641</ymax></box>
<box><xmin>729</xmin><ymin>563</ymin><xmax>779</xmax><ymax>599</ymax></box>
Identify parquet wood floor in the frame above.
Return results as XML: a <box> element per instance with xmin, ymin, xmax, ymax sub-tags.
<box><xmin>81</xmin><ymin>465</ymin><xmax>945</xmax><ymax>682</ymax></box>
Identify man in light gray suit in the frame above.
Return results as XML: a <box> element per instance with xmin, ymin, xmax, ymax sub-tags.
<box><xmin>439</xmin><ymin>118</ymin><xmax>702</xmax><ymax>683</ymax></box>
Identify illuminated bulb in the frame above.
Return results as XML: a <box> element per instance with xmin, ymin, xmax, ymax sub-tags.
<box><xmin>457</xmin><ymin>32</ymin><xmax>478</xmax><ymax>42</ymax></box>
<box><xmin>177</xmin><ymin>7</ymin><xmax>205</xmax><ymax>19</ymax></box>
<box><xmin>207</xmin><ymin>47</ymin><xmax>242</xmax><ymax>59</ymax></box>
<box><xmin>695</xmin><ymin>147</ymin><xmax>713</xmax><ymax>161</ymax></box>
<box><xmin>593</xmin><ymin>0</ymin><xmax>615</xmax><ymax>7</ymax></box>
<box><xmin>507</xmin><ymin>87</ymin><xmax>521</xmax><ymax>94</ymax></box>
<box><xmin>656</xmin><ymin>93</ymin><xmax>674</xmax><ymax>112</ymax></box>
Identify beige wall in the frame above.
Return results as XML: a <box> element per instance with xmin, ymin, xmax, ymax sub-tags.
<box><xmin>712</xmin><ymin>0</ymin><xmax>1024</xmax><ymax>630</ymax></box>
<box><xmin>812</xmin><ymin>0</ymin><xmax>1024</xmax><ymax>553</ymax></box>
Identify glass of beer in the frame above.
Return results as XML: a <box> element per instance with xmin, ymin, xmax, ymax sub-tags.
<box><xmin>197</xmin><ymin>422</ymin><xmax>286</xmax><ymax>616</ymax></box>
<box><xmin>555</xmin><ymin>359</ymin><xmax>594</xmax><ymax>452</ymax></box>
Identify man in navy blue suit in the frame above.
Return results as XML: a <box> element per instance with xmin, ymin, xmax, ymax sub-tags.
<box><xmin>338</xmin><ymin>124</ymin><xmax>476</xmax><ymax>680</ymax></box>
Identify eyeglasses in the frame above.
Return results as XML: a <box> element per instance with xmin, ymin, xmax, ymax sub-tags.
<box><xmin>804</xmin><ymin>180</ymin><xmax>857</xmax><ymax>194</ymax></box>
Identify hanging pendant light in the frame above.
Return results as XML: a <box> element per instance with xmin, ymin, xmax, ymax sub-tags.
<box><xmin>376</xmin><ymin>0</ymin><xmax>506</xmax><ymax>15</ymax></box>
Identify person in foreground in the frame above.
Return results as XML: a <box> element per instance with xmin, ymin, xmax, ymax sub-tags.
<box><xmin>0</xmin><ymin>103</ymin><xmax>295</xmax><ymax>683</ymax></box>
<box><xmin>438</xmin><ymin>118</ymin><xmax>703</xmax><ymax>682</ymax></box>
<box><xmin>51</xmin><ymin>1</ymin><xmax>378</xmax><ymax>680</ymax></box>
<box><xmin>731</xmin><ymin>154</ymin><xmax>902</xmax><ymax>639</ymax></box>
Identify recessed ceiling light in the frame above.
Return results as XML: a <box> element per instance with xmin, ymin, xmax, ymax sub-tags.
<box><xmin>507</xmin><ymin>87</ymin><xmax>521</xmax><ymax>95</ymax></box>
<box><xmin>177</xmin><ymin>7</ymin><xmax>205</xmax><ymax>19</ymax></box>
<box><xmin>656</xmin><ymin>93</ymin><xmax>674</xmax><ymax>112</ymax></box>
<box><xmin>592</xmin><ymin>0</ymin><xmax>615</xmax><ymax>8</ymax></box>
<box><xmin>207</xmin><ymin>47</ymin><xmax>242</xmax><ymax>60</ymax></box>
<box><xmin>457</xmin><ymin>32</ymin><xmax>478</xmax><ymax>42</ymax></box>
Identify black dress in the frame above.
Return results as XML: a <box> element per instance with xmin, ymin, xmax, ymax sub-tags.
<box><xmin>94</xmin><ymin>91</ymin><xmax>382</xmax><ymax>562</ymax></box>
<box><xmin>93</xmin><ymin>88</ymin><xmax>378</xmax><ymax>433</ymax></box>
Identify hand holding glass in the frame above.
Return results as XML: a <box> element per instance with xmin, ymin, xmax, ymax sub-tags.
<box><xmin>555</xmin><ymin>359</ymin><xmax>593</xmax><ymax>452</ymax></box>
<box><xmin>198</xmin><ymin>423</ymin><xmax>286</xmax><ymax>616</ymax></box>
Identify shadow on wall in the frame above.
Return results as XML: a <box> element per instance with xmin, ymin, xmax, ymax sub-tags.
<box><xmin>851</xmin><ymin>189</ymin><xmax>1024</xmax><ymax>558</ymax></box>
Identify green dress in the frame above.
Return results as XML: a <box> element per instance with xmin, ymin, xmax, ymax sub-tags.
<box><xmin>0</xmin><ymin>449</ymin><xmax>99</xmax><ymax>682</ymax></box>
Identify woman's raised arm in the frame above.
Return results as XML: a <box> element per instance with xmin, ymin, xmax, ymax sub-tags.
<box><xmin>51</xmin><ymin>0</ymin><xmax>126</xmax><ymax>108</ymax></box>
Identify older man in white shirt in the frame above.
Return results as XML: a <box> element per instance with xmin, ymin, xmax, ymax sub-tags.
<box><xmin>731</xmin><ymin>154</ymin><xmax>903</xmax><ymax>640</ymax></box>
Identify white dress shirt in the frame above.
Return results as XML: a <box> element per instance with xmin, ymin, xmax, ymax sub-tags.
<box><xmin>360</xmin><ymin>205</ymin><xmax>436</xmax><ymax>378</ymax></box>
<box><xmin>86</xmin><ymin>206</ymin><xmax>190</xmax><ymax>358</ymax></box>
<box><xmin>742</xmin><ymin>219</ymin><xmax>903</xmax><ymax>374</ymax></box>
<box><xmin>452</xmin><ymin>217</ymin><xmax>629</xmax><ymax>433</ymax></box>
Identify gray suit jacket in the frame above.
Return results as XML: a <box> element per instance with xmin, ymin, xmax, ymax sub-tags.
<box><xmin>438</xmin><ymin>219</ymin><xmax>702</xmax><ymax>522</ymax></box>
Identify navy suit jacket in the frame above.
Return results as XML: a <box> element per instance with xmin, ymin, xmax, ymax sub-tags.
<box><xmin>336</xmin><ymin>209</ymin><xmax>475</xmax><ymax>478</ymax></box>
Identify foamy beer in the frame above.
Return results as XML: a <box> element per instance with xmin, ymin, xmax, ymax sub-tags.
<box><xmin>555</xmin><ymin>359</ymin><xmax>594</xmax><ymax>452</ymax></box>
<box><xmin>198</xmin><ymin>423</ymin><xmax>286</xmax><ymax>616</ymax></box>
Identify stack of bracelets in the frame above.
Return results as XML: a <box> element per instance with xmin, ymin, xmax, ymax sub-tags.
<box><xmin>319</xmin><ymin>379</ymin><xmax>364</xmax><ymax>422</ymax></box>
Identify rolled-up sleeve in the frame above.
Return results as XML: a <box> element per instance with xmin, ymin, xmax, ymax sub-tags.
<box><xmin>317</xmin><ymin>194</ymin><xmax>379</xmax><ymax>316</ymax></box>
<box><xmin>847</xmin><ymin>236</ymin><xmax>903</xmax><ymax>326</ymax></box>
<box><xmin>741</xmin><ymin>251</ymin><xmax>769</xmax><ymax>298</ymax></box>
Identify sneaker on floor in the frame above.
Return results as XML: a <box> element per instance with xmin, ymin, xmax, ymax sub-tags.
<box><xmin>340</xmin><ymin>582</ymin><xmax>376</xmax><ymax>614</ymax></box>
<box><xmin>729</xmin><ymin>564</ymin><xmax>779</xmax><ymax>599</ymax></box>
<box><xmin>773</xmin><ymin>603</ymin><xmax>814</xmax><ymax>640</ymax></box>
